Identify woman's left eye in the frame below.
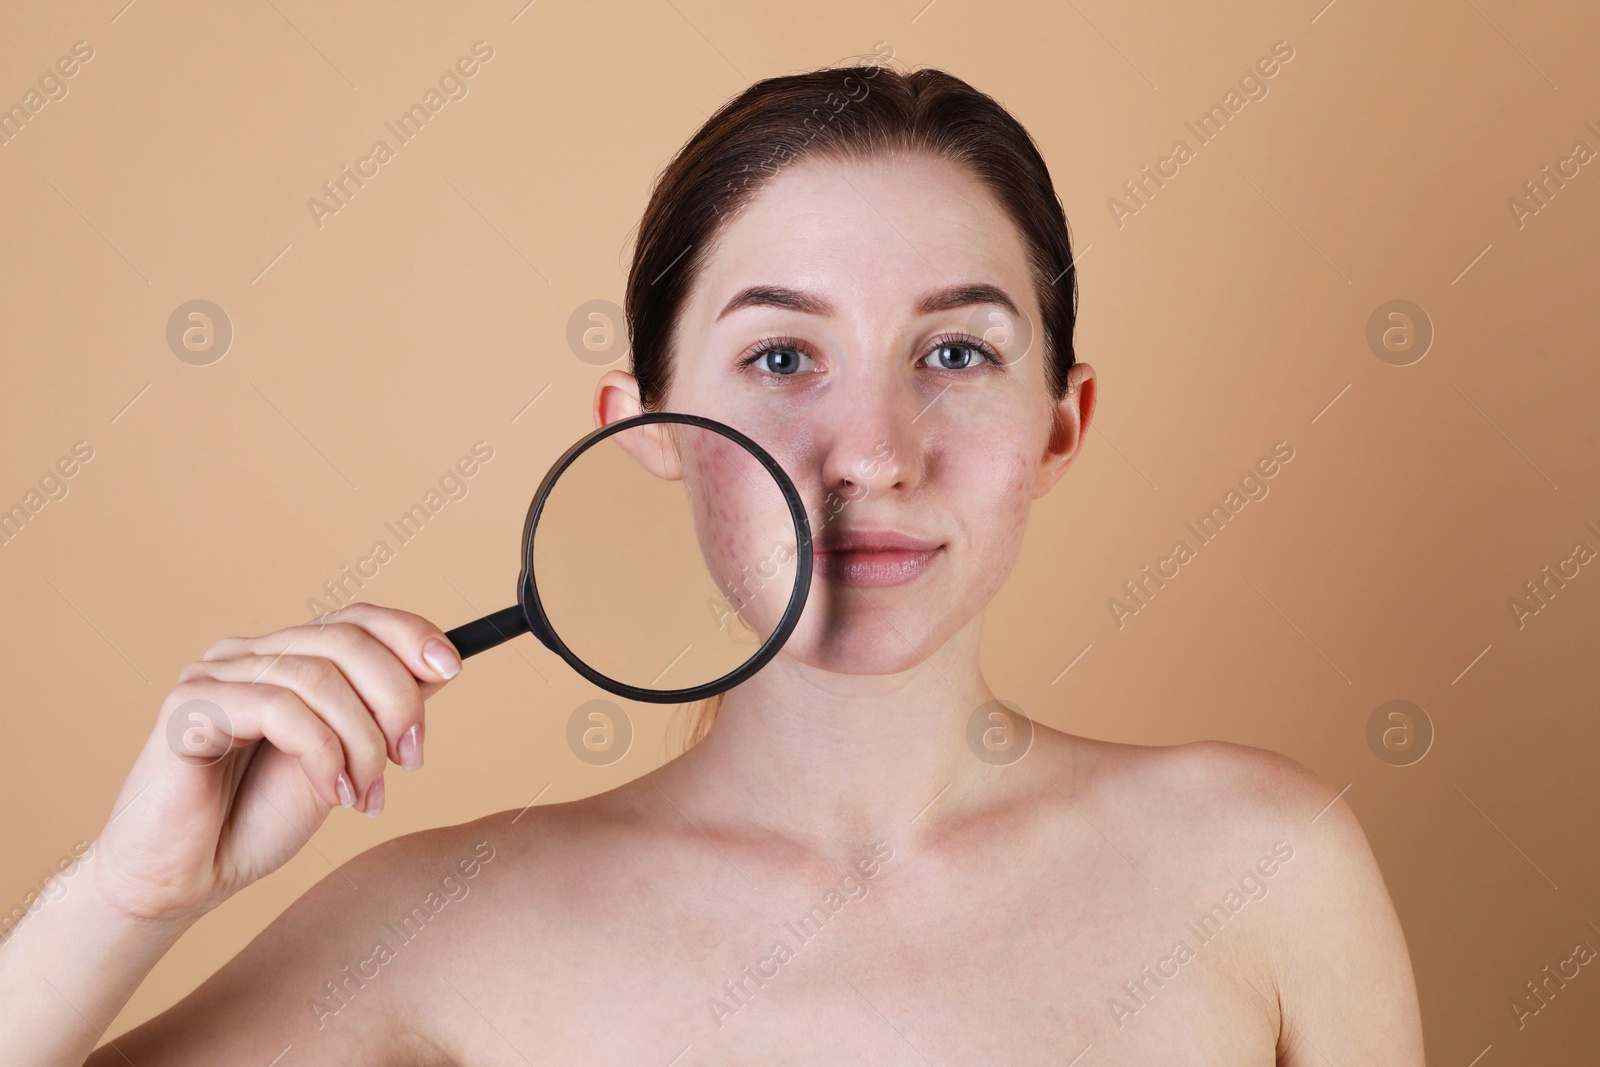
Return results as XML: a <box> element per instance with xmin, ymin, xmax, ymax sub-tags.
<box><xmin>922</xmin><ymin>342</ymin><xmax>993</xmax><ymax>371</ymax></box>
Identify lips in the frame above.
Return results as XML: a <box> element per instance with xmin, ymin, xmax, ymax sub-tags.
<box><xmin>813</xmin><ymin>526</ymin><xmax>942</xmax><ymax>587</ymax></box>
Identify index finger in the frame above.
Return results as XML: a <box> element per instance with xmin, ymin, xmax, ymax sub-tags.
<box><xmin>308</xmin><ymin>602</ymin><xmax>462</xmax><ymax>684</ymax></box>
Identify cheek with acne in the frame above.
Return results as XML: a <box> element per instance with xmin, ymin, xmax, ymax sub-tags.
<box><xmin>680</xmin><ymin>432</ymin><xmax>797</xmax><ymax>636</ymax></box>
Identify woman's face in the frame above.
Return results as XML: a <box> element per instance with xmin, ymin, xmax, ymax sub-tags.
<box><xmin>607</xmin><ymin>150</ymin><xmax>1092</xmax><ymax>677</ymax></box>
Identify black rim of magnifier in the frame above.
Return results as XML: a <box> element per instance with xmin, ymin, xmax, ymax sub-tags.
<box><xmin>443</xmin><ymin>411</ymin><xmax>814</xmax><ymax>705</ymax></box>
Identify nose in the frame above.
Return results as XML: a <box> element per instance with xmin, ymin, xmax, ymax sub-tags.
<box><xmin>815</xmin><ymin>373</ymin><xmax>921</xmax><ymax>499</ymax></box>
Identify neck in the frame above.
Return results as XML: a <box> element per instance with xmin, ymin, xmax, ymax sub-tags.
<box><xmin>663</xmin><ymin>614</ymin><xmax>1001</xmax><ymax>851</ymax></box>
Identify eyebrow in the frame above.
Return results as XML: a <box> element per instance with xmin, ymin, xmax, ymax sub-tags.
<box><xmin>915</xmin><ymin>283</ymin><xmax>1020</xmax><ymax>318</ymax></box>
<box><xmin>716</xmin><ymin>285</ymin><xmax>832</xmax><ymax>320</ymax></box>
<box><xmin>714</xmin><ymin>282</ymin><xmax>1021</xmax><ymax>321</ymax></box>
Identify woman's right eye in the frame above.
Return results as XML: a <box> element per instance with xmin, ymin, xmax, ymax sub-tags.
<box><xmin>746</xmin><ymin>346</ymin><xmax>815</xmax><ymax>375</ymax></box>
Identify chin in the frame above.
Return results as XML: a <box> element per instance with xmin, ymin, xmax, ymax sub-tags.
<box><xmin>780</xmin><ymin>599</ymin><xmax>953</xmax><ymax>676</ymax></box>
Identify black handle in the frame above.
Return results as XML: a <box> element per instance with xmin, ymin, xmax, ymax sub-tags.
<box><xmin>445</xmin><ymin>605</ymin><xmax>528</xmax><ymax>659</ymax></box>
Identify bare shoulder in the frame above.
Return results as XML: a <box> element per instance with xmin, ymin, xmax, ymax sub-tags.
<box><xmin>98</xmin><ymin>814</ymin><xmax>494</xmax><ymax>1062</ymax></box>
<box><xmin>103</xmin><ymin>800</ymin><xmax>638</xmax><ymax>1065</ymax></box>
<box><xmin>1054</xmin><ymin>731</ymin><xmax>1359</xmax><ymax>857</ymax></box>
<box><xmin>1041</xmin><ymin>729</ymin><xmax>1422</xmax><ymax>1063</ymax></box>
<box><xmin>1033</xmin><ymin>728</ymin><xmax>1392</xmax><ymax>955</ymax></box>
<box><xmin>1073</xmin><ymin>733</ymin><xmax>1338</xmax><ymax>817</ymax></box>
<box><xmin>1105</xmin><ymin>736</ymin><xmax>1387</xmax><ymax>920</ymax></box>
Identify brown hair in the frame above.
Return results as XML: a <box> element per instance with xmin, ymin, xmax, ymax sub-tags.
<box><xmin>627</xmin><ymin>60</ymin><xmax>1080</xmax><ymax>752</ymax></box>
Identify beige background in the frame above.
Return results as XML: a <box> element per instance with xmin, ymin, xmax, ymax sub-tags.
<box><xmin>2</xmin><ymin>0</ymin><xmax>1598</xmax><ymax>1060</ymax></box>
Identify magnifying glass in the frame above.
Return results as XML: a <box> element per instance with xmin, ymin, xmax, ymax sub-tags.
<box><xmin>442</xmin><ymin>412</ymin><xmax>813</xmax><ymax>704</ymax></box>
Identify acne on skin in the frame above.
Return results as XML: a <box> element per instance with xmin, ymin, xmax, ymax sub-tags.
<box><xmin>657</xmin><ymin>153</ymin><xmax>1075</xmax><ymax>678</ymax></box>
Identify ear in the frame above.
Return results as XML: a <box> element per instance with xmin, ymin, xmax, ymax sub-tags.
<box><xmin>594</xmin><ymin>369</ymin><xmax>643</xmax><ymax>428</ymax></box>
<box><xmin>593</xmin><ymin>368</ymin><xmax>683</xmax><ymax>480</ymax></box>
<box><xmin>1032</xmin><ymin>362</ymin><xmax>1097</xmax><ymax>499</ymax></box>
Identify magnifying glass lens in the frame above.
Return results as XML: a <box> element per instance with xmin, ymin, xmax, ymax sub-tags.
<box><xmin>532</xmin><ymin>422</ymin><xmax>803</xmax><ymax>693</ymax></box>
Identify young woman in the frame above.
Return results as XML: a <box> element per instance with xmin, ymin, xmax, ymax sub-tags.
<box><xmin>2</xmin><ymin>63</ymin><xmax>1424</xmax><ymax>1065</ymax></box>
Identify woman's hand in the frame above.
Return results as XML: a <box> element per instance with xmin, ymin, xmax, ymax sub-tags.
<box><xmin>87</xmin><ymin>602</ymin><xmax>462</xmax><ymax>925</ymax></box>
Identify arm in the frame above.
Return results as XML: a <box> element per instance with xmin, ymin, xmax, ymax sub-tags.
<box><xmin>0</xmin><ymin>860</ymin><xmax>193</xmax><ymax>1067</ymax></box>
<box><xmin>0</xmin><ymin>603</ymin><xmax>462</xmax><ymax>1066</ymax></box>
<box><xmin>1267</xmin><ymin>770</ymin><xmax>1425</xmax><ymax>1066</ymax></box>
<box><xmin>84</xmin><ymin>834</ymin><xmax>459</xmax><ymax>1066</ymax></box>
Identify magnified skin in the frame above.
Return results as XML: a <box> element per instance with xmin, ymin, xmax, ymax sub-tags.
<box><xmin>524</xmin><ymin>423</ymin><xmax>791</xmax><ymax>688</ymax></box>
<box><xmin>3</xmin><ymin>150</ymin><xmax>1421</xmax><ymax>1066</ymax></box>
<box><xmin>671</xmin><ymin>423</ymin><xmax>801</xmax><ymax>647</ymax></box>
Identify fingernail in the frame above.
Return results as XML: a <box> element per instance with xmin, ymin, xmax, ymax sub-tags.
<box><xmin>423</xmin><ymin>638</ymin><xmax>461</xmax><ymax>681</ymax></box>
<box><xmin>399</xmin><ymin>723</ymin><xmax>424</xmax><ymax>772</ymax></box>
<box><xmin>336</xmin><ymin>772</ymin><xmax>356</xmax><ymax>809</ymax></box>
<box><xmin>365</xmin><ymin>776</ymin><xmax>385</xmax><ymax>818</ymax></box>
